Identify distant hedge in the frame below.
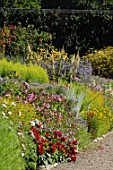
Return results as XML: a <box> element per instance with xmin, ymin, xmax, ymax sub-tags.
<box><xmin>0</xmin><ymin>9</ymin><xmax>113</xmax><ymax>55</ymax></box>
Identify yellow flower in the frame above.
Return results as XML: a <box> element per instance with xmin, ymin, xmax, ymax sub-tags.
<box><xmin>33</xmin><ymin>52</ymin><xmax>37</xmax><ymax>55</ymax></box>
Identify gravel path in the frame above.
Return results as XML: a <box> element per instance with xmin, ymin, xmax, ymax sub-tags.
<box><xmin>51</xmin><ymin>131</ymin><xmax>113</xmax><ymax>170</ymax></box>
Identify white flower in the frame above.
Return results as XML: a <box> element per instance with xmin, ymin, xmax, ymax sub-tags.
<box><xmin>18</xmin><ymin>111</ymin><xmax>22</xmax><ymax>117</ymax></box>
<box><xmin>8</xmin><ymin>111</ymin><xmax>12</xmax><ymax>115</ymax></box>
<box><xmin>2</xmin><ymin>112</ymin><xmax>6</xmax><ymax>116</ymax></box>
<box><xmin>21</xmin><ymin>153</ymin><xmax>25</xmax><ymax>157</ymax></box>
<box><xmin>18</xmin><ymin>132</ymin><xmax>23</xmax><ymax>136</ymax></box>
<box><xmin>17</xmin><ymin>132</ymin><xmax>25</xmax><ymax>138</ymax></box>
<box><xmin>2</xmin><ymin>112</ymin><xmax>8</xmax><ymax>119</ymax></box>
<box><xmin>22</xmin><ymin>143</ymin><xmax>26</xmax><ymax>150</ymax></box>
<box><xmin>2</xmin><ymin>104</ymin><xmax>7</xmax><ymax>108</ymax></box>
<box><xmin>12</xmin><ymin>102</ymin><xmax>16</xmax><ymax>106</ymax></box>
<box><xmin>30</xmin><ymin>121</ymin><xmax>35</xmax><ymax>126</ymax></box>
<box><xmin>31</xmin><ymin>132</ymin><xmax>35</xmax><ymax>138</ymax></box>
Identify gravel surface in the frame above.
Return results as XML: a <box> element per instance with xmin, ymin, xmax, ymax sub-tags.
<box><xmin>51</xmin><ymin>131</ymin><xmax>113</xmax><ymax>170</ymax></box>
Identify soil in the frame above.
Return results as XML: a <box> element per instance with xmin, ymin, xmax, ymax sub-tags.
<box><xmin>51</xmin><ymin>131</ymin><xmax>113</xmax><ymax>170</ymax></box>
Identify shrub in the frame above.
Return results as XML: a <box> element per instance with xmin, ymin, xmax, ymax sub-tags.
<box><xmin>0</xmin><ymin>107</ymin><xmax>25</xmax><ymax>170</ymax></box>
<box><xmin>27</xmin><ymin>64</ymin><xmax>49</xmax><ymax>83</ymax></box>
<box><xmin>82</xmin><ymin>46</ymin><xmax>113</xmax><ymax>78</ymax></box>
<box><xmin>0</xmin><ymin>58</ymin><xmax>49</xmax><ymax>83</ymax></box>
<box><xmin>0</xmin><ymin>58</ymin><xmax>14</xmax><ymax>77</ymax></box>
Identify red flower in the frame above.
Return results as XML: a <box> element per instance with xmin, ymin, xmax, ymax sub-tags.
<box><xmin>70</xmin><ymin>146</ymin><xmax>77</xmax><ymax>154</ymax></box>
<box><xmin>53</xmin><ymin>130</ymin><xmax>62</xmax><ymax>138</ymax></box>
<box><xmin>38</xmin><ymin>144</ymin><xmax>44</xmax><ymax>155</ymax></box>
<box><xmin>30</xmin><ymin>126</ymin><xmax>40</xmax><ymax>141</ymax></box>
<box><xmin>41</xmin><ymin>138</ymin><xmax>48</xmax><ymax>144</ymax></box>
<box><xmin>89</xmin><ymin>112</ymin><xmax>94</xmax><ymax>118</ymax></box>
<box><xmin>56</xmin><ymin>141</ymin><xmax>61</xmax><ymax>147</ymax></box>
<box><xmin>68</xmin><ymin>141</ymin><xmax>72</xmax><ymax>145</ymax></box>
<box><xmin>46</xmin><ymin>133</ymin><xmax>51</xmax><ymax>138</ymax></box>
<box><xmin>61</xmin><ymin>136</ymin><xmax>66</xmax><ymax>142</ymax></box>
<box><xmin>71</xmin><ymin>155</ymin><xmax>76</xmax><ymax>162</ymax></box>
<box><xmin>51</xmin><ymin>144</ymin><xmax>56</xmax><ymax>153</ymax></box>
<box><xmin>86</xmin><ymin>122</ymin><xmax>90</xmax><ymax>126</ymax></box>
<box><xmin>36</xmin><ymin>123</ymin><xmax>42</xmax><ymax>128</ymax></box>
<box><xmin>73</xmin><ymin>140</ymin><xmax>78</xmax><ymax>145</ymax></box>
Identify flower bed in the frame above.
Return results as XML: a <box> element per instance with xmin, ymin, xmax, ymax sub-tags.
<box><xmin>0</xmin><ymin>67</ymin><xmax>113</xmax><ymax>169</ymax></box>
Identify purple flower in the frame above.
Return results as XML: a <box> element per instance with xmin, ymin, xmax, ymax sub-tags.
<box><xmin>95</xmin><ymin>85</ymin><xmax>102</xmax><ymax>91</ymax></box>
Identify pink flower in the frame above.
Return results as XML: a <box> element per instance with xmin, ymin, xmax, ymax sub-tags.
<box><xmin>58</xmin><ymin>114</ymin><xmax>62</xmax><ymax>119</ymax></box>
<box><xmin>46</xmin><ymin>94</ymin><xmax>50</xmax><ymax>99</ymax></box>
<box><xmin>9</xmin><ymin>25</ymin><xmax>14</xmax><ymax>29</ymax></box>
<box><xmin>27</xmin><ymin>93</ymin><xmax>35</xmax><ymax>101</ymax></box>
<box><xmin>58</xmin><ymin>97</ymin><xmax>62</xmax><ymax>102</ymax></box>
<box><xmin>9</xmin><ymin>34</ymin><xmax>13</xmax><ymax>38</ymax></box>
<box><xmin>23</xmin><ymin>100</ymin><xmax>28</xmax><ymax>104</ymax></box>
<box><xmin>46</xmin><ymin>118</ymin><xmax>51</xmax><ymax>122</ymax></box>
<box><xmin>54</xmin><ymin>109</ymin><xmax>57</xmax><ymax>113</ymax></box>
<box><xmin>23</xmin><ymin>82</ymin><xmax>29</xmax><ymax>89</ymax></box>
<box><xmin>50</xmin><ymin>113</ymin><xmax>54</xmax><ymax>117</ymax></box>
<box><xmin>44</xmin><ymin>103</ymin><xmax>50</xmax><ymax>108</ymax></box>
<box><xmin>74</xmin><ymin>77</ymin><xmax>81</xmax><ymax>82</ymax></box>
<box><xmin>5</xmin><ymin>93</ymin><xmax>11</xmax><ymax>97</ymax></box>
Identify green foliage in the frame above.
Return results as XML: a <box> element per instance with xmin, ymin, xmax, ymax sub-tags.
<box><xmin>0</xmin><ymin>58</ymin><xmax>49</xmax><ymax>83</ymax></box>
<box><xmin>83</xmin><ymin>46</ymin><xmax>113</xmax><ymax>78</ymax></box>
<box><xmin>0</xmin><ymin>0</ymin><xmax>41</xmax><ymax>9</ymax></box>
<box><xmin>0</xmin><ymin>108</ymin><xmax>25</xmax><ymax>170</ymax></box>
